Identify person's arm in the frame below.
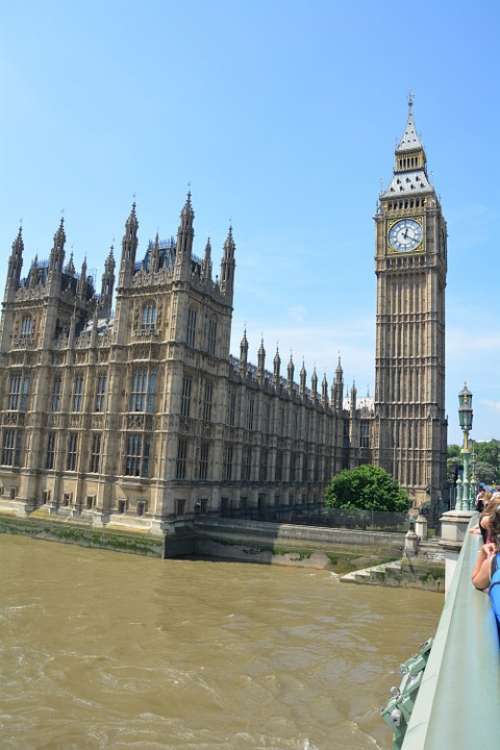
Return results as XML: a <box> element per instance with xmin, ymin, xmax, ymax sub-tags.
<box><xmin>472</xmin><ymin>544</ymin><xmax>496</xmax><ymax>590</ymax></box>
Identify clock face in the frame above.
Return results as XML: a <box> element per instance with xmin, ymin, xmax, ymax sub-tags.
<box><xmin>388</xmin><ymin>219</ymin><xmax>423</xmax><ymax>252</ymax></box>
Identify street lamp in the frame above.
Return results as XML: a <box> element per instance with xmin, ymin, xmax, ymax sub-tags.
<box><xmin>456</xmin><ymin>383</ymin><xmax>474</xmax><ymax>511</ymax></box>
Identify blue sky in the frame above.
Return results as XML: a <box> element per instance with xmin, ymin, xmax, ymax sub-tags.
<box><xmin>1</xmin><ymin>0</ymin><xmax>499</xmax><ymax>443</ymax></box>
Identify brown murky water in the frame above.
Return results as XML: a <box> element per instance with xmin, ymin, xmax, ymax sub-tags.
<box><xmin>0</xmin><ymin>536</ymin><xmax>442</xmax><ymax>750</ymax></box>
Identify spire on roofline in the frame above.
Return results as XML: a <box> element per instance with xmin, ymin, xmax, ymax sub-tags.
<box><xmin>396</xmin><ymin>92</ymin><xmax>424</xmax><ymax>153</ymax></box>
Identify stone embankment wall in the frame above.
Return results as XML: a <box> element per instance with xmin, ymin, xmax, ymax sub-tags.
<box><xmin>188</xmin><ymin>518</ymin><xmax>405</xmax><ymax>573</ymax></box>
<box><xmin>0</xmin><ymin>512</ymin><xmax>444</xmax><ymax>590</ymax></box>
<box><xmin>0</xmin><ymin>514</ymin><xmax>164</xmax><ymax>557</ymax></box>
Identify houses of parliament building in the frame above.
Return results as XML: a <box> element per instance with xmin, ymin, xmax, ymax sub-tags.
<box><xmin>0</xmin><ymin>102</ymin><xmax>447</xmax><ymax>533</ymax></box>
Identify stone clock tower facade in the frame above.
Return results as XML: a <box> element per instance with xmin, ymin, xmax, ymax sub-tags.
<box><xmin>373</xmin><ymin>99</ymin><xmax>447</xmax><ymax>509</ymax></box>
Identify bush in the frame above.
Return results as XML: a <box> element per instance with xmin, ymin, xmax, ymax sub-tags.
<box><xmin>325</xmin><ymin>464</ymin><xmax>410</xmax><ymax>512</ymax></box>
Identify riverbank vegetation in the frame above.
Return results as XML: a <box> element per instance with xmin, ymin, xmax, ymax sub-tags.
<box><xmin>324</xmin><ymin>465</ymin><xmax>410</xmax><ymax>512</ymax></box>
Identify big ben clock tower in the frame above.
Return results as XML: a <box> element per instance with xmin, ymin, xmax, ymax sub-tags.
<box><xmin>373</xmin><ymin>96</ymin><xmax>447</xmax><ymax>509</ymax></box>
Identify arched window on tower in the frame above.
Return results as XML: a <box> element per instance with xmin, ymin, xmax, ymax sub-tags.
<box><xmin>141</xmin><ymin>301</ymin><xmax>157</xmax><ymax>332</ymax></box>
<box><xmin>20</xmin><ymin>316</ymin><xmax>33</xmax><ymax>337</ymax></box>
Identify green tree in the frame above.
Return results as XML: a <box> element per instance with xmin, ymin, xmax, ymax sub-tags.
<box><xmin>324</xmin><ymin>464</ymin><xmax>410</xmax><ymax>512</ymax></box>
<box><xmin>447</xmin><ymin>444</ymin><xmax>462</xmax><ymax>460</ymax></box>
<box><xmin>475</xmin><ymin>439</ymin><xmax>500</xmax><ymax>469</ymax></box>
<box><xmin>474</xmin><ymin>460</ymin><xmax>497</xmax><ymax>486</ymax></box>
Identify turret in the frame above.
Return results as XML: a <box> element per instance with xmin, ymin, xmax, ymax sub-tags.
<box><xmin>49</xmin><ymin>218</ymin><xmax>66</xmax><ymax>274</ymax></box>
<box><xmin>257</xmin><ymin>338</ymin><xmax>266</xmax><ymax>381</ymax></box>
<box><xmin>322</xmin><ymin>373</ymin><xmax>329</xmax><ymax>406</ymax></box>
<box><xmin>201</xmin><ymin>238</ymin><xmax>213</xmax><ymax>282</ymax></box>
<box><xmin>90</xmin><ymin>306</ymin><xmax>98</xmax><ymax>347</ymax></box>
<box><xmin>299</xmin><ymin>360</ymin><xmax>307</xmax><ymax>397</ymax></box>
<box><xmin>28</xmin><ymin>256</ymin><xmax>38</xmax><ymax>289</ymax></box>
<box><xmin>239</xmin><ymin>328</ymin><xmax>248</xmax><ymax>376</ymax></box>
<box><xmin>119</xmin><ymin>202</ymin><xmax>138</xmax><ymax>286</ymax></box>
<box><xmin>150</xmin><ymin>233</ymin><xmax>160</xmax><ymax>273</ymax></box>
<box><xmin>333</xmin><ymin>354</ymin><xmax>344</xmax><ymax>411</ymax></box>
<box><xmin>173</xmin><ymin>192</ymin><xmax>194</xmax><ymax>281</ymax></box>
<box><xmin>68</xmin><ymin>303</ymin><xmax>77</xmax><ymax>347</ymax></box>
<box><xmin>4</xmin><ymin>225</ymin><xmax>24</xmax><ymax>301</ymax></box>
<box><xmin>287</xmin><ymin>354</ymin><xmax>295</xmax><ymax>391</ymax></box>
<box><xmin>99</xmin><ymin>245</ymin><xmax>115</xmax><ymax>317</ymax></box>
<box><xmin>64</xmin><ymin>252</ymin><xmax>75</xmax><ymax>276</ymax></box>
<box><xmin>350</xmin><ymin>380</ymin><xmax>357</xmax><ymax>413</ymax></box>
<box><xmin>273</xmin><ymin>346</ymin><xmax>281</xmax><ymax>385</ymax></box>
<box><xmin>311</xmin><ymin>367</ymin><xmax>318</xmax><ymax>401</ymax></box>
<box><xmin>77</xmin><ymin>257</ymin><xmax>87</xmax><ymax>299</ymax></box>
<box><xmin>220</xmin><ymin>225</ymin><xmax>236</xmax><ymax>302</ymax></box>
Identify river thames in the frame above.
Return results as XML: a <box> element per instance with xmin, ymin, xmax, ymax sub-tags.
<box><xmin>0</xmin><ymin>536</ymin><xmax>442</xmax><ymax>750</ymax></box>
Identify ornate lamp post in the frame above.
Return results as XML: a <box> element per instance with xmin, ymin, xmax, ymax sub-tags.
<box><xmin>456</xmin><ymin>383</ymin><xmax>474</xmax><ymax>511</ymax></box>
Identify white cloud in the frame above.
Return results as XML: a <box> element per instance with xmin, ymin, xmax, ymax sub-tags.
<box><xmin>480</xmin><ymin>399</ymin><xmax>500</xmax><ymax>414</ymax></box>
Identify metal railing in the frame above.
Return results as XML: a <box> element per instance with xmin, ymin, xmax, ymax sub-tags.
<box><xmin>391</xmin><ymin>516</ymin><xmax>500</xmax><ymax>749</ymax></box>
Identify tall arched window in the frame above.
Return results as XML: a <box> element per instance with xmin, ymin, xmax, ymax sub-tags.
<box><xmin>21</xmin><ymin>316</ymin><xmax>33</xmax><ymax>336</ymax></box>
<box><xmin>142</xmin><ymin>302</ymin><xmax>157</xmax><ymax>330</ymax></box>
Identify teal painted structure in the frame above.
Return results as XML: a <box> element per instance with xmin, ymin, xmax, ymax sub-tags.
<box><xmin>401</xmin><ymin>518</ymin><xmax>500</xmax><ymax>749</ymax></box>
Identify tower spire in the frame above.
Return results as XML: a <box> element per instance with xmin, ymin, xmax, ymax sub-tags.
<box><xmin>397</xmin><ymin>94</ymin><xmax>423</xmax><ymax>153</ymax></box>
<box><xmin>257</xmin><ymin>337</ymin><xmax>266</xmax><ymax>380</ymax></box>
<box><xmin>382</xmin><ymin>97</ymin><xmax>431</xmax><ymax>198</ymax></box>
<box><xmin>287</xmin><ymin>353</ymin><xmax>295</xmax><ymax>390</ymax></box>
<box><xmin>99</xmin><ymin>244</ymin><xmax>115</xmax><ymax>318</ymax></box>
<box><xmin>202</xmin><ymin>237</ymin><xmax>213</xmax><ymax>281</ymax></box>
<box><xmin>220</xmin><ymin>225</ymin><xmax>236</xmax><ymax>301</ymax></box>
<box><xmin>5</xmin><ymin>225</ymin><xmax>24</xmax><ymax>300</ymax></box>
<box><xmin>174</xmin><ymin>192</ymin><xmax>194</xmax><ymax>281</ymax></box>
<box><xmin>119</xmin><ymin>201</ymin><xmax>139</xmax><ymax>286</ymax></box>
<box><xmin>239</xmin><ymin>328</ymin><xmax>248</xmax><ymax>375</ymax></box>
<box><xmin>299</xmin><ymin>359</ymin><xmax>307</xmax><ymax>397</ymax></box>
<box><xmin>273</xmin><ymin>345</ymin><xmax>281</xmax><ymax>385</ymax></box>
<box><xmin>49</xmin><ymin>217</ymin><xmax>66</xmax><ymax>273</ymax></box>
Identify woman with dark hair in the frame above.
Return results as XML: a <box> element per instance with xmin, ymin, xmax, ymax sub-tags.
<box><xmin>472</xmin><ymin>504</ymin><xmax>500</xmax><ymax>631</ymax></box>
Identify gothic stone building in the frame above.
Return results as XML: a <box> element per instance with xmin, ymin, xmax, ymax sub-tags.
<box><xmin>0</xmin><ymin>102</ymin><xmax>446</xmax><ymax>532</ymax></box>
<box><xmin>372</xmin><ymin>98</ymin><xmax>448</xmax><ymax>507</ymax></box>
<box><xmin>0</xmin><ymin>196</ymin><xmax>373</xmax><ymax>532</ymax></box>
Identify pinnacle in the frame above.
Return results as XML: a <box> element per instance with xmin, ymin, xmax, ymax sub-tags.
<box><xmin>397</xmin><ymin>96</ymin><xmax>423</xmax><ymax>152</ymax></box>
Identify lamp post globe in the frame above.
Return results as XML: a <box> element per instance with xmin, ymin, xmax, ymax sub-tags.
<box><xmin>458</xmin><ymin>383</ymin><xmax>473</xmax><ymax>432</ymax></box>
<box><xmin>456</xmin><ymin>383</ymin><xmax>474</xmax><ymax>511</ymax></box>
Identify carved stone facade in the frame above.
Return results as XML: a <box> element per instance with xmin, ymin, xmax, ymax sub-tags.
<box><xmin>372</xmin><ymin>98</ymin><xmax>448</xmax><ymax>507</ymax></box>
<box><xmin>0</xmin><ymin>103</ymin><xmax>447</xmax><ymax>533</ymax></box>
<box><xmin>0</xmin><ymin>196</ymin><xmax>372</xmax><ymax>534</ymax></box>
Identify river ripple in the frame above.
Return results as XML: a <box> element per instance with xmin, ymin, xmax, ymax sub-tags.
<box><xmin>0</xmin><ymin>535</ymin><xmax>442</xmax><ymax>750</ymax></box>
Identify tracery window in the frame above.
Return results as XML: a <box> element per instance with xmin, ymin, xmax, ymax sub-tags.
<box><xmin>207</xmin><ymin>319</ymin><xmax>217</xmax><ymax>356</ymax></box>
<box><xmin>199</xmin><ymin>441</ymin><xmax>209</xmax><ymax>481</ymax></box>
<box><xmin>89</xmin><ymin>433</ymin><xmax>101</xmax><ymax>473</ymax></box>
<box><xmin>72</xmin><ymin>374</ymin><xmax>84</xmax><ymax>412</ymax></box>
<box><xmin>186</xmin><ymin>308</ymin><xmax>197</xmax><ymax>348</ymax></box>
<box><xmin>228</xmin><ymin>389</ymin><xmax>237</xmax><ymax>426</ymax></box>
<box><xmin>176</xmin><ymin>438</ymin><xmax>188</xmax><ymax>480</ymax></box>
<box><xmin>94</xmin><ymin>373</ymin><xmax>107</xmax><ymax>412</ymax></box>
<box><xmin>66</xmin><ymin>433</ymin><xmax>79</xmax><ymax>471</ymax></box>
<box><xmin>241</xmin><ymin>446</ymin><xmax>252</xmax><ymax>481</ymax></box>
<box><xmin>124</xmin><ymin>433</ymin><xmax>150</xmax><ymax>477</ymax></box>
<box><xmin>20</xmin><ymin>316</ymin><xmax>33</xmax><ymax>336</ymax></box>
<box><xmin>1</xmin><ymin>429</ymin><xmax>21</xmax><ymax>466</ymax></box>
<box><xmin>246</xmin><ymin>396</ymin><xmax>254</xmax><ymax>430</ymax></box>
<box><xmin>129</xmin><ymin>368</ymin><xmax>157</xmax><ymax>412</ymax></box>
<box><xmin>223</xmin><ymin>444</ymin><xmax>233</xmax><ymax>480</ymax></box>
<box><xmin>360</xmin><ymin>421</ymin><xmax>370</xmax><ymax>449</ymax></box>
<box><xmin>8</xmin><ymin>373</ymin><xmax>30</xmax><ymax>411</ymax></box>
<box><xmin>46</xmin><ymin>432</ymin><xmax>56</xmax><ymax>469</ymax></box>
<box><xmin>181</xmin><ymin>376</ymin><xmax>192</xmax><ymax>418</ymax></box>
<box><xmin>51</xmin><ymin>377</ymin><xmax>62</xmax><ymax>411</ymax></box>
<box><xmin>201</xmin><ymin>379</ymin><xmax>213</xmax><ymax>422</ymax></box>
<box><xmin>141</xmin><ymin>301</ymin><xmax>157</xmax><ymax>330</ymax></box>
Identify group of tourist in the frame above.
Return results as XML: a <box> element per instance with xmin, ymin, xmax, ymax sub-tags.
<box><xmin>471</xmin><ymin>487</ymin><xmax>500</xmax><ymax>629</ymax></box>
